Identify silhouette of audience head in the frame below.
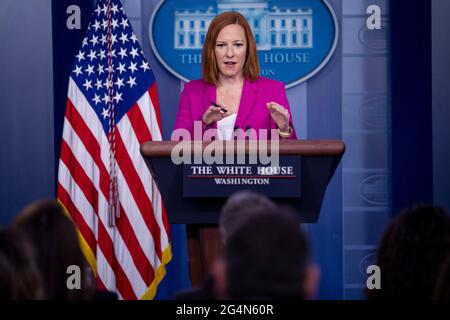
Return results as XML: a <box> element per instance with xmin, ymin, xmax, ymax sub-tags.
<box><xmin>219</xmin><ymin>190</ymin><xmax>276</xmax><ymax>244</ymax></box>
<box><xmin>0</xmin><ymin>229</ymin><xmax>43</xmax><ymax>299</ymax></box>
<box><xmin>12</xmin><ymin>200</ymin><xmax>96</xmax><ymax>300</ymax></box>
<box><xmin>214</xmin><ymin>208</ymin><xmax>319</xmax><ymax>299</ymax></box>
<box><xmin>175</xmin><ymin>191</ymin><xmax>280</xmax><ymax>300</ymax></box>
<box><xmin>433</xmin><ymin>253</ymin><xmax>450</xmax><ymax>300</ymax></box>
<box><xmin>367</xmin><ymin>204</ymin><xmax>450</xmax><ymax>299</ymax></box>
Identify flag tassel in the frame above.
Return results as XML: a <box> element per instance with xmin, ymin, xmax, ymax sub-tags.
<box><xmin>108</xmin><ymin>174</ymin><xmax>119</xmax><ymax>227</ymax></box>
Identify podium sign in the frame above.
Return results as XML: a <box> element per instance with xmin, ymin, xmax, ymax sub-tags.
<box><xmin>183</xmin><ymin>157</ymin><xmax>302</xmax><ymax>198</ymax></box>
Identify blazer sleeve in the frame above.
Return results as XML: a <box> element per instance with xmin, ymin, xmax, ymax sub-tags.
<box><xmin>173</xmin><ymin>82</ymin><xmax>213</xmax><ymax>140</ymax></box>
<box><xmin>173</xmin><ymin>84</ymin><xmax>193</xmax><ymax>134</ymax></box>
<box><xmin>269</xmin><ymin>81</ymin><xmax>298</xmax><ymax>140</ymax></box>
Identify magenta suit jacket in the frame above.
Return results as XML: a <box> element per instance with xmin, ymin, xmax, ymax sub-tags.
<box><xmin>173</xmin><ymin>77</ymin><xmax>297</xmax><ymax>140</ymax></box>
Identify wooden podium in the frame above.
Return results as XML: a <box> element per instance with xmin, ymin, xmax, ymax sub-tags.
<box><xmin>141</xmin><ymin>140</ymin><xmax>345</xmax><ymax>285</ymax></box>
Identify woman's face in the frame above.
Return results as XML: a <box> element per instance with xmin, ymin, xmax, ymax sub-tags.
<box><xmin>215</xmin><ymin>24</ymin><xmax>247</xmax><ymax>80</ymax></box>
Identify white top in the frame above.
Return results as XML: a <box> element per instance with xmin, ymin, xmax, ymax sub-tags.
<box><xmin>217</xmin><ymin>114</ymin><xmax>238</xmax><ymax>140</ymax></box>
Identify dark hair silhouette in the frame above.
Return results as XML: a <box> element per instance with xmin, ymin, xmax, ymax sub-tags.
<box><xmin>433</xmin><ymin>254</ymin><xmax>450</xmax><ymax>299</ymax></box>
<box><xmin>0</xmin><ymin>229</ymin><xmax>43</xmax><ymax>299</ymax></box>
<box><xmin>220</xmin><ymin>190</ymin><xmax>276</xmax><ymax>243</ymax></box>
<box><xmin>367</xmin><ymin>205</ymin><xmax>450</xmax><ymax>299</ymax></box>
<box><xmin>225</xmin><ymin>209</ymin><xmax>309</xmax><ymax>299</ymax></box>
<box><xmin>12</xmin><ymin>200</ymin><xmax>96</xmax><ymax>300</ymax></box>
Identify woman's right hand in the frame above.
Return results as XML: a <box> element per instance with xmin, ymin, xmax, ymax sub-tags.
<box><xmin>202</xmin><ymin>104</ymin><xmax>228</xmax><ymax>125</ymax></box>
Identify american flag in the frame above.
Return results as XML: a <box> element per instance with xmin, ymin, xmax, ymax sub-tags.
<box><xmin>57</xmin><ymin>0</ymin><xmax>171</xmax><ymax>299</ymax></box>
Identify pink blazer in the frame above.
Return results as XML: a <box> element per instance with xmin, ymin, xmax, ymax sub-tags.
<box><xmin>173</xmin><ymin>77</ymin><xmax>297</xmax><ymax>140</ymax></box>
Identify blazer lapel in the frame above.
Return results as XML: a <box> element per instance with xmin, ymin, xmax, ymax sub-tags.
<box><xmin>235</xmin><ymin>78</ymin><xmax>258</xmax><ymax>130</ymax></box>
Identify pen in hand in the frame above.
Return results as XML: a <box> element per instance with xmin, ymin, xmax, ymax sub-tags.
<box><xmin>211</xmin><ymin>102</ymin><xmax>228</xmax><ymax>114</ymax></box>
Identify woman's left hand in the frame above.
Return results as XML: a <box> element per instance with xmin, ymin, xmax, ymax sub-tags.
<box><xmin>267</xmin><ymin>101</ymin><xmax>290</xmax><ymax>132</ymax></box>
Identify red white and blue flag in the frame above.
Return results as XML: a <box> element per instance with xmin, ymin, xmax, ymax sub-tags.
<box><xmin>57</xmin><ymin>0</ymin><xmax>171</xmax><ymax>299</ymax></box>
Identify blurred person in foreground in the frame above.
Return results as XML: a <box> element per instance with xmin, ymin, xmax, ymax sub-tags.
<box><xmin>212</xmin><ymin>208</ymin><xmax>319</xmax><ymax>299</ymax></box>
<box><xmin>0</xmin><ymin>229</ymin><xmax>43</xmax><ymax>299</ymax></box>
<box><xmin>176</xmin><ymin>191</ymin><xmax>277</xmax><ymax>299</ymax></box>
<box><xmin>433</xmin><ymin>253</ymin><xmax>450</xmax><ymax>299</ymax></box>
<box><xmin>366</xmin><ymin>205</ymin><xmax>450</xmax><ymax>300</ymax></box>
<box><xmin>219</xmin><ymin>190</ymin><xmax>277</xmax><ymax>244</ymax></box>
<box><xmin>12</xmin><ymin>200</ymin><xmax>117</xmax><ymax>300</ymax></box>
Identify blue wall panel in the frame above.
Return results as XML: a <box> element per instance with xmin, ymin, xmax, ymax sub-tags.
<box><xmin>341</xmin><ymin>1</ymin><xmax>391</xmax><ymax>300</ymax></box>
<box><xmin>0</xmin><ymin>0</ymin><xmax>55</xmax><ymax>225</ymax></box>
<box><xmin>432</xmin><ymin>0</ymin><xmax>450</xmax><ymax>209</ymax></box>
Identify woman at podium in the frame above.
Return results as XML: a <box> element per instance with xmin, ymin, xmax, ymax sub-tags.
<box><xmin>173</xmin><ymin>11</ymin><xmax>297</xmax><ymax>140</ymax></box>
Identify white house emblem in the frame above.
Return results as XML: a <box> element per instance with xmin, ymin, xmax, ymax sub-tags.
<box><xmin>150</xmin><ymin>0</ymin><xmax>338</xmax><ymax>88</ymax></box>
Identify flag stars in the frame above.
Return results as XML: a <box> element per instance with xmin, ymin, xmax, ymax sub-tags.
<box><xmin>95</xmin><ymin>79</ymin><xmax>103</xmax><ymax>90</ymax></box>
<box><xmin>94</xmin><ymin>5</ymin><xmax>102</xmax><ymax>16</ymax></box>
<box><xmin>116</xmin><ymin>63</ymin><xmax>126</xmax><ymax>74</ymax></box>
<box><xmin>73</xmin><ymin>65</ymin><xmax>83</xmax><ymax>77</ymax></box>
<box><xmin>85</xmin><ymin>64</ymin><xmax>95</xmax><ymax>76</ymax></box>
<box><xmin>92</xmin><ymin>20</ymin><xmax>101</xmax><ymax>32</ymax></box>
<box><xmin>140</xmin><ymin>61</ymin><xmax>150</xmax><ymax>72</ymax></box>
<box><xmin>113</xmin><ymin>92</ymin><xmax>123</xmax><ymax>103</ymax></box>
<box><xmin>72</xmin><ymin>4</ymin><xmax>157</xmax><ymax>121</ymax></box>
<box><xmin>115</xmin><ymin>77</ymin><xmax>125</xmax><ymax>89</ymax></box>
<box><xmin>97</xmin><ymin>64</ymin><xmax>105</xmax><ymax>75</ymax></box>
<box><xmin>118</xmin><ymin>47</ymin><xmax>128</xmax><ymax>59</ymax></box>
<box><xmin>101</xmin><ymin>107</ymin><xmax>110</xmax><ymax>119</ymax></box>
<box><xmin>82</xmin><ymin>79</ymin><xmax>93</xmax><ymax>91</ymax></box>
<box><xmin>108</xmin><ymin>49</ymin><xmax>116</xmax><ymax>58</ymax></box>
<box><xmin>102</xmin><ymin>93</ymin><xmax>111</xmax><ymax>104</ymax></box>
<box><xmin>100</xmin><ymin>34</ymin><xmax>107</xmax><ymax>46</ymax></box>
<box><xmin>76</xmin><ymin>51</ymin><xmax>85</xmax><ymax>62</ymax></box>
<box><xmin>129</xmin><ymin>47</ymin><xmax>139</xmax><ymax>59</ymax></box>
<box><xmin>128</xmin><ymin>62</ymin><xmax>138</xmax><ymax>74</ymax></box>
<box><xmin>88</xmin><ymin>49</ymin><xmax>97</xmax><ymax>61</ymax></box>
<box><xmin>111</xmin><ymin>18</ymin><xmax>119</xmax><ymax>30</ymax></box>
<box><xmin>90</xmin><ymin>35</ymin><xmax>99</xmax><ymax>46</ymax></box>
<box><xmin>110</xmin><ymin>34</ymin><xmax>118</xmax><ymax>46</ymax></box>
<box><xmin>111</xmin><ymin>4</ymin><xmax>119</xmax><ymax>15</ymax></box>
<box><xmin>119</xmin><ymin>33</ymin><xmax>129</xmax><ymax>44</ymax></box>
<box><xmin>120</xmin><ymin>18</ymin><xmax>129</xmax><ymax>29</ymax></box>
<box><xmin>98</xmin><ymin>49</ymin><xmax>106</xmax><ymax>60</ymax></box>
<box><xmin>127</xmin><ymin>76</ymin><xmax>137</xmax><ymax>88</ymax></box>
<box><xmin>93</xmin><ymin>94</ymin><xmax>101</xmax><ymax>106</ymax></box>
<box><xmin>104</xmin><ymin>79</ymin><xmax>113</xmax><ymax>89</ymax></box>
